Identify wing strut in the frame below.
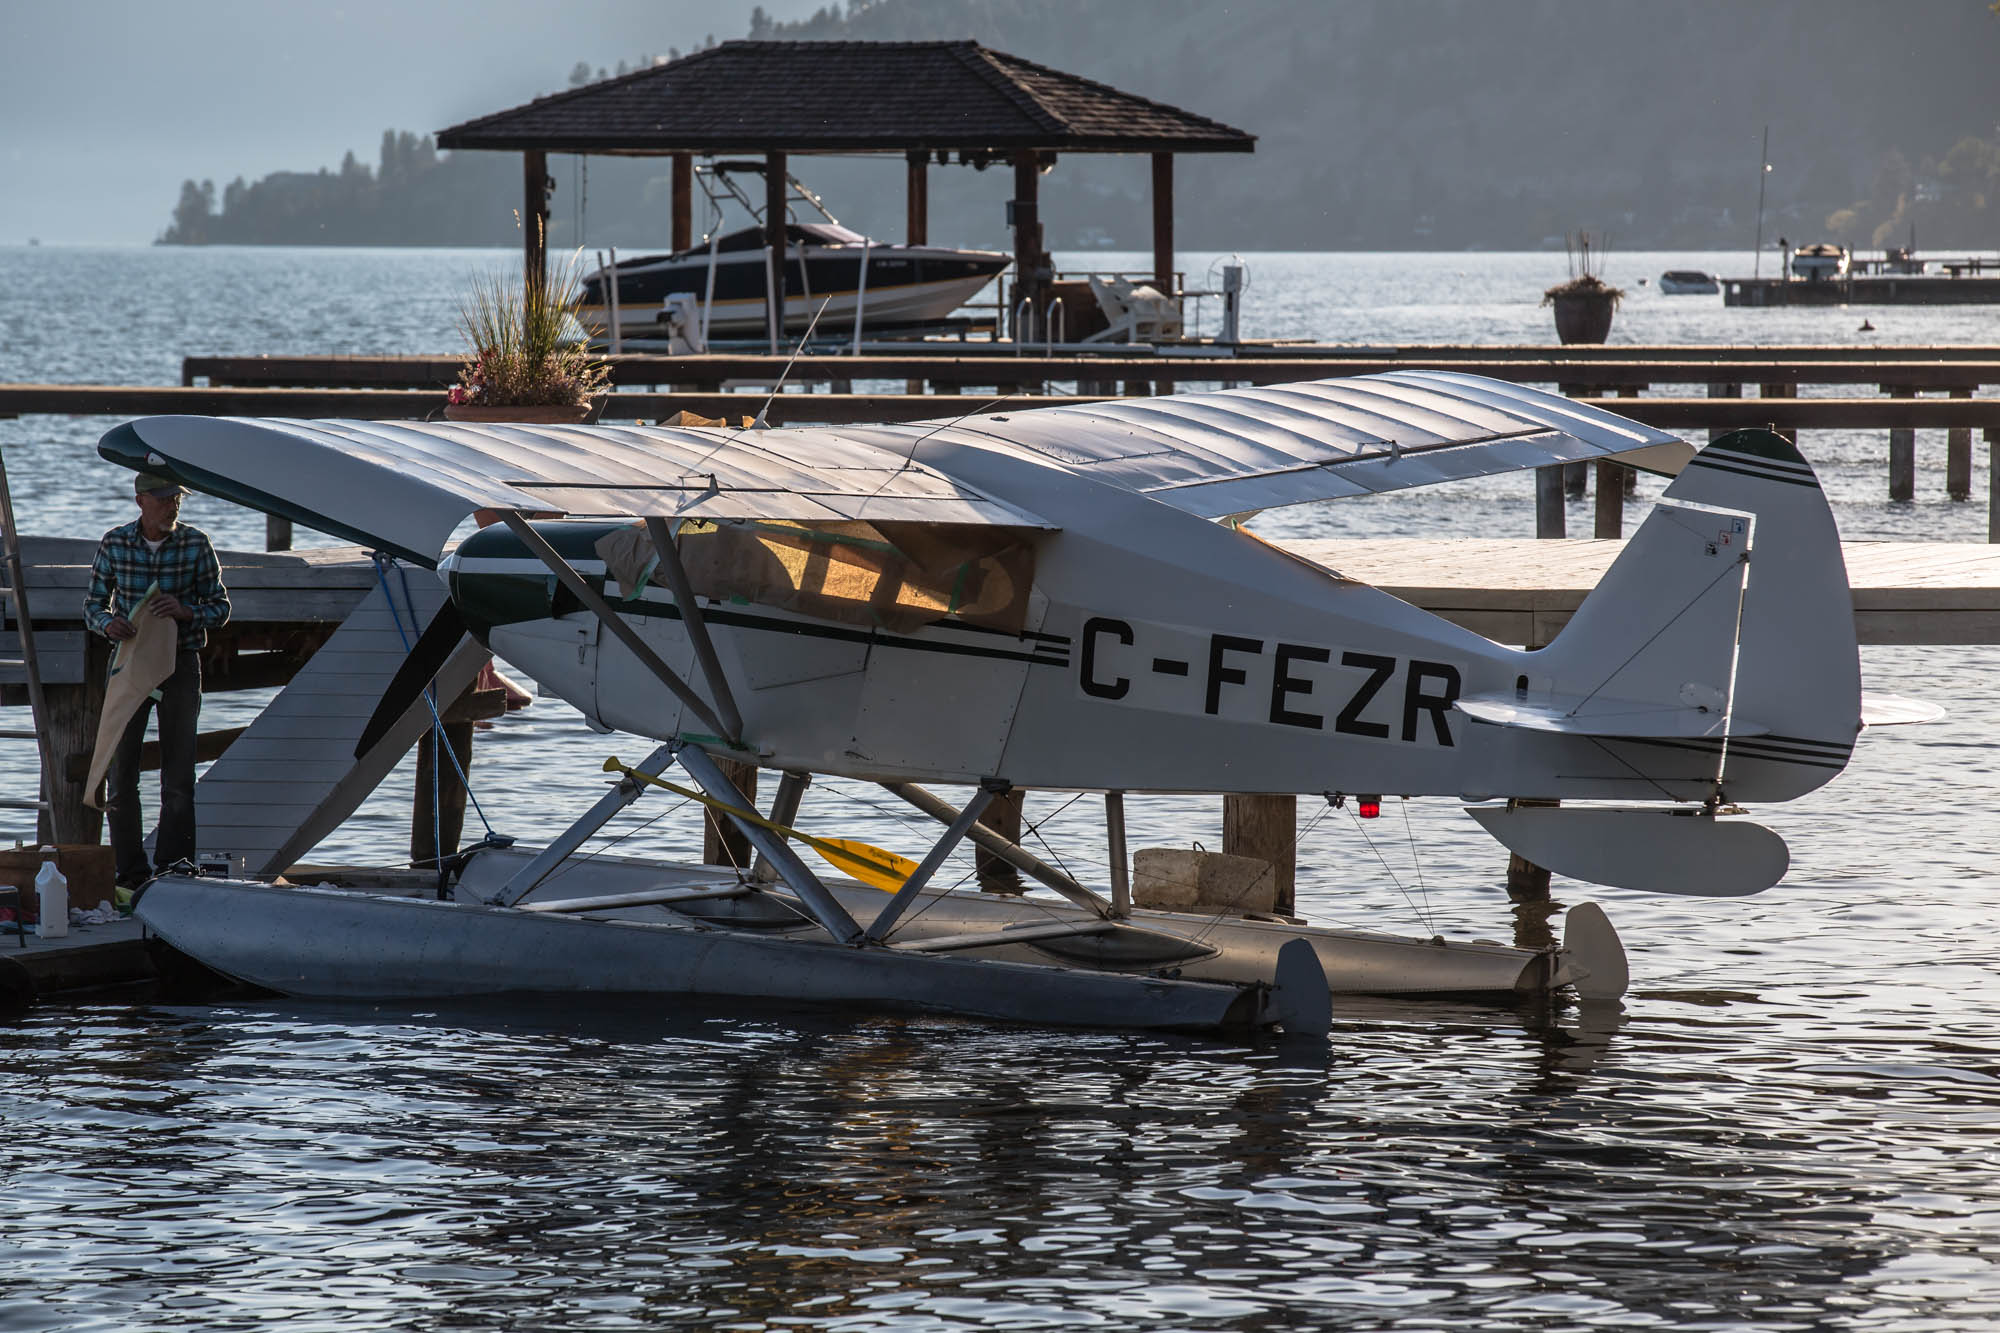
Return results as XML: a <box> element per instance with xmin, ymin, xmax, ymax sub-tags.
<box><xmin>643</xmin><ymin>516</ymin><xmax>744</xmax><ymax>744</ymax></box>
<box><xmin>882</xmin><ymin>781</ymin><xmax>1115</xmax><ymax>919</ymax></box>
<box><xmin>500</xmin><ymin>513</ymin><xmax>739</xmax><ymax>745</ymax></box>
<box><xmin>676</xmin><ymin>744</ymin><xmax>864</xmax><ymax>943</ymax></box>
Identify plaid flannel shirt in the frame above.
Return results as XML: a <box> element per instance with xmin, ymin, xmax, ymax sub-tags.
<box><xmin>83</xmin><ymin>519</ymin><xmax>230</xmax><ymax>652</ymax></box>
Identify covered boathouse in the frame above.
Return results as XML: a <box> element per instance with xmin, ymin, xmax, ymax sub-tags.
<box><xmin>434</xmin><ymin>39</ymin><xmax>1255</xmax><ymax>341</ymax></box>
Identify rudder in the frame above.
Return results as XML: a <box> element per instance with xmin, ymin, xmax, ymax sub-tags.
<box><xmin>1533</xmin><ymin>428</ymin><xmax>1860</xmax><ymax>803</ymax></box>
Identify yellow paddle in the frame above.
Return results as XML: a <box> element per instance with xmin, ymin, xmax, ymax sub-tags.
<box><xmin>602</xmin><ymin>756</ymin><xmax>916</xmax><ymax>892</ymax></box>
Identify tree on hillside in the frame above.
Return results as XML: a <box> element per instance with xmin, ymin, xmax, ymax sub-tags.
<box><xmin>160</xmin><ymin>179</ymin><xmax>216</xmax><ymax>244</ymax></box>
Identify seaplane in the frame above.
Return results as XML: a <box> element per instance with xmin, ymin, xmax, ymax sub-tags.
<box><xmin>100</xmin><ymin>368</ymin><xmax>1881</xmax><ymax>1037</ymax></box>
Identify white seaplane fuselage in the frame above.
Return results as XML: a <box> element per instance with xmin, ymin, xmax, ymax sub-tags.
<box><xmin>461</xmin><ymin>428</ymin><xmax>1849</xmax><ymax>811</ymax></box>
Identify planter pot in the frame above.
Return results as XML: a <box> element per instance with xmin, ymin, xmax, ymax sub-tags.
<box><xmin>444</xmin><ymin>402</ymin><xmax>593</xmax><ymax>424</ymax></box>
<box><xmin>1550</xmin><ymin>293</ymin><xmax>1616</xmax><ymax>345</ymax></box>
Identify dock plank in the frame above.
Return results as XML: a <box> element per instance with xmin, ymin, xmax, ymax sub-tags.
<box><xmin>1281</xmin><ymin>538</ymin><xmax>2000</xmax><ymax>645</ymax></box>
<box><xmin>191</xmin><ymin>579</ymin><xmax>489</xmax><ymax>874</ymax></box>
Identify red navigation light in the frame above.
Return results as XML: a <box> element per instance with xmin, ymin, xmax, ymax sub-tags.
<box><xmin>1358</xmin><ymin>796</ymin><xmax>1381</xmax><ymax>819</ymax></box>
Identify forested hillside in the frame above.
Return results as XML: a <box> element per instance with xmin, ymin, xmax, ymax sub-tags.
<box><xmin>160</xmin><ymin>0</ymin><xmax>2000</xmax><ymax>251</ymax></box>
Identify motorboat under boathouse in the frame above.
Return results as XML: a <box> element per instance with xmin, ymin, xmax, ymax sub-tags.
<box><xmin>433</xmin><ymin>40</ymin><xmax>1256</xmax><ymax>347</ymax></box>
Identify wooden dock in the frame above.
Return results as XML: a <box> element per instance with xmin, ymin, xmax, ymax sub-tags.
<box><xmin>173</xmin><ymin>349</ymin><xmax>2000</xmax><ymax>393</ymax></box>
<box><xmin>3</xmin><ymin>538</ymin><xmax>378</xmax><ymax>845</ymax></box>
<box><xmin>1292</xmin><ymin>538</ymin><xmax>2000</xmax><ymax>648</ymax></box>
<box><xmin>6</xmin><ymin>381</ymin><xmax>2000</xmax><ymax>432</ymax></box>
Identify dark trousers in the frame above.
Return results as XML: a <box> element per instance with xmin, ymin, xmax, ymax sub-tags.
<box><xmin>106</xmin><ymin>648</ymin><xmax>202</xmax><ymax>885</ymax></box>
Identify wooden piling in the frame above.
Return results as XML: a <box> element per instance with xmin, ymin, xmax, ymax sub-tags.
<box><xmin>35</xmin><ymin>639</ymin><xmax>108</xmax><ymax>846</ymax></box>
<box><xmin>1503</xmin><ymin>798</ymin><xmax>1559</xmax><ymax>904</ymax></box>
<box><xmin>1505</xmin><ymin>849</ymin><xmax>1552</xmax><ymax>901</ymax></box>
<box><xmin>1989</xmin><ymin>429</ymin><xmax>2000</xmax><ymax>543</ymax></box>
<box><xmin>410</xmin><ymin>720</ymin><xmax>474</xmax><ymax>866</ymax></box>
<box><xmin>265</xmin><ymin>515</ymin><xmax>292</xmax><ymax>552</ymax></box>
<box><xmin>409</xmin><ymin>684</ymin><xmax>508</xmax><ymax>866</ymax></box>
<box><xmin>1889</xmin><ymin>387</ymin><xmax>1917</xmax><ymax>500</ymax></box>
<box><xmin>976</xmin><ymin>787</ymin><xmax>1026</xmax><ymax>893</ymax></box>
<box><xmin>1709</xmin><ymin>382</ymin><xmax>1741</xmax><ymax>442</ymax></box>
<box><xmin>1223</xmin><ymin>794</ymin><xmax>1295</xmax><ymax>917</ymax></box>
<box><xmin>702</xmin><ymin>758</ymin><xmax>758</xmax><ymax>869</ymax></box>
<box><xmin>1535</xmin><ymin>466</ymin><xmax>1566</xmax><ymax>538</ymax></box>
<box><xmin>1558</xmin><ymin>384</ymin><xmax>1589</xmax><ymax>497</ymax></box>
<box><xmin>1593</xmin><ymin>461</ymin><xmax>1623</xmax><ymax>539</ymax></box>
<box><xmin>1619</xmin><ymin>387</ymin><xmax>1642</xmax><ymax>496</ymax></box>
<box><xmin>1949</xmin><ymin>389</ymin><xmax>1973</xmax><ymax>501</ymax></box>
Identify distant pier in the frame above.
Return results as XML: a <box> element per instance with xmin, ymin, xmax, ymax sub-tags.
<box><xmin>1725</xmin><ymin>271</ymin><xmax>2000</xmax><ymax>307</ymax></box>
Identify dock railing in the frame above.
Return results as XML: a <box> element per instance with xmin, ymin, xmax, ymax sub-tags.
<box><xmin>2</xmin><ymin>343</ymin><xmax>1996</xmax><ymax>540</ymax></box>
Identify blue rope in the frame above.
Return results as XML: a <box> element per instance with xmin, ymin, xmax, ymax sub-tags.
<box><xmin>370</xmin><ymin>553</ymin><xmax>497</xmax><ymax>848</ymax></box>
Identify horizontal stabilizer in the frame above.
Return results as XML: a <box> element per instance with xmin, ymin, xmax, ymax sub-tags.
<box><xmin>1456</xmin><ymin>694</ymin><xmax>1767</xmax><ymax>740</ymax></box>
<box><xmin>1465</xmin><ymin>803</ymin><xmax>1789</xmax><ymax>896</ymax></box>
<box><xmin>1861</xmin><ymin>693</ymin><xmax>1946</xmax><ymax>727</ymax></box>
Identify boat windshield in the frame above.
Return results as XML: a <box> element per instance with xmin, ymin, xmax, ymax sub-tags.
<box><xmin>792</xmin><ymin>221</ymin><xmax>870</xmax><ymax>246</ymax></box>
<box><xmin>697</xmin><ymin>222</ymin><xmax>876</xmax><ymax>256</ymax></box>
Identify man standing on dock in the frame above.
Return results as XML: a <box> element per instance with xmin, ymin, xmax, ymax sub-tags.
<box><xmin>83</xmin><ymin>474</ymin><xmax>230</xmax><ymax>889</ymax></box>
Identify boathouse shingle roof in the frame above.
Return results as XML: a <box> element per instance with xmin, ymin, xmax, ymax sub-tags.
<box><xmin>435</xmin><ymin>40</ymin><xmax>1255</xmax><ymax>156</ymax></box>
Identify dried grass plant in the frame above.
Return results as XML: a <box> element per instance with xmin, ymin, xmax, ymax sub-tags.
<box><xmin>450</xmin><ymin>254</ymin><xmax>611</xmax><ymax>408</ymax></box>
<box><xmin>1542</xmin><ymin>229</ymin><xmax>1625</xmax><ymax>306</ymax></box>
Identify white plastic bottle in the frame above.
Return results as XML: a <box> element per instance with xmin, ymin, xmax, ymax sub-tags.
<box><xmin>35</xmin><ymin>850</ymin><xmax>68</xmax><ymax>939</ymax></box>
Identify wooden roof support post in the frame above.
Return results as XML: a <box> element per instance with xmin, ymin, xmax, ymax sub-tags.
<box><xmin>671</xmin><ymin>152</ymin><xmax>693</xmax><ymax>253</ymax></box>
<box><xmin>906</xmin><ymin>149</ymin><xmax>929</xmax><ymax>246</ymax></box>
<box><xmin>1012</xmin><ymin>149</ymin><xmax>1042</xmax><ymax>342</ymax></box>
<box><xmin>522</xmin><ymin>150</ymin><xmax>549</xmax><ymax>297</ymax></box>
<box><xmin>765</xmin><ymin>150</ymin><xmax>788</xmax><ymax>352</ymax></box>
<box><xmin>1152</xmin><ymin>152</ymin><xmax>1175</xmax><ymax>293</ymax></box>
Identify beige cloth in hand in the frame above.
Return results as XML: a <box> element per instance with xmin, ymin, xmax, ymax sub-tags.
<box><xmin>83</xmin><ymin>586</ymin><xmax>178</xmax><ymax>809</ymax></box>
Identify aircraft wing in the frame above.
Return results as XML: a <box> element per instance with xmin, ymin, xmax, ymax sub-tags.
<box><xmin>934</xmin><ymin>369</ymin><xmax>1692</xmax><ymax>519</ymax></box>
<box><xmin>100</xmin><ymin>416</ymin><xmax>1054</xmax><ymax>569</ymax></box>
<box><xmin>101</xmin><ymin>372</ymin><xmax>1684</xmax><ymax>563</ymax></box>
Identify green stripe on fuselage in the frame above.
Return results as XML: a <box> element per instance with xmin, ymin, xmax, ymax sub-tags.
<box><xmin>449</xmin><ymin>520</ymin><xmax>627</xmax><ymax>633</ymax></box>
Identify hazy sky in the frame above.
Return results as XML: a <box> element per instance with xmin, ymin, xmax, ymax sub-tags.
<box><xmin>1</xmin><ymin>0</ymin><xmax>823</xmax><ymax>244</ymax></box>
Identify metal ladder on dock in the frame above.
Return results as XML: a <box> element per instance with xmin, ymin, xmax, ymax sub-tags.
<box><xmin>0</xmin><ymin>452</ymin><xmax>55</xmax><ymax>847</ymax></box>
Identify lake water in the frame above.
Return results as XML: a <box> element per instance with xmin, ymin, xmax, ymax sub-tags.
<box><xmin>4</xmin><ymin>246</ymin><xmax>2000</xmax><ymax>1331</ymax></box>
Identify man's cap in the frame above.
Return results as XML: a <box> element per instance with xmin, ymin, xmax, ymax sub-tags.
<box><xmin>134</xmin><ymin>473</ymin><xmax>188</xmax><ymax>498</ymax></box>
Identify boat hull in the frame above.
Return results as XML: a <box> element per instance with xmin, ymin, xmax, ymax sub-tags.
<box><xmin>581</xmin><ymin>245</ymin><xmax>1008</xmax><ymax>339</ymax></box>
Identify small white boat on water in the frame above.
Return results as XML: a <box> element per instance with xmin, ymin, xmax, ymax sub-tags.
<box><xmin>1658</xmin><ymin>269</ymin><xmax>1720</xmax><ymax>295</ymax></box>
<box><xmin>101</xmin><ymin>368</ymin><xmax>1899</xmax><ymax>1036</ymax></box>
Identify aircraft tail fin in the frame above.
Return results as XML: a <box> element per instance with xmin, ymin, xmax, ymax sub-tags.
<box><xmin>1483</xmin><ymin>429</ymin><xmax>1861</xmax><ymax>805</ymax></box>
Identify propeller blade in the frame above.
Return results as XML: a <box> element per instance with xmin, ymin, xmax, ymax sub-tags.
<box><xmin>354</xmin><ymin>601</ymin><xmax>472</xmax><ymax>758</ymax></box>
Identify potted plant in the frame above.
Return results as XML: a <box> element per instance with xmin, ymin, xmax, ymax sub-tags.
<box><xmin>1542</xmin><ymin>230</ymin><xmax>1624</xmax><ymax>345</ymax></box>
<box><xmin>444</xmin><ymin>255</ymin><xmax>609</xmax><ymax>423</ymax></box>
